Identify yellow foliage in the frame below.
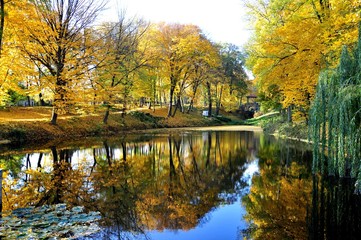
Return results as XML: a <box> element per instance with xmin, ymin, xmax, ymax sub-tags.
<box><xmin>246</xmin><ymin>0</ymin><xmax>360</xmax><ymax>119</ymax></box>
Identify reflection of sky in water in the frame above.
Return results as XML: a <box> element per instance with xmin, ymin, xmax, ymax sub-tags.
<box><xmin>4</xmin><ymin>131</ymin><xmax>262</xmax><ymax>239</ymax></box>
<box><xmin>146</xmin><ymin>203</ymin><xmax>246</xmax><ymax>240</ymax></box>
<box><xmin>242</xmin><ymin>160</ymin><xmax>259</xmax><ymax>187</ymax></box>
<box><xmin>142</xmin><ymin>159</ymin><xmax>259</xmax><ymax>240</ymax></box>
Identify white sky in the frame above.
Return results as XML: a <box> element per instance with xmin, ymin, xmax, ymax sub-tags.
<box><xmin>100</xmin><ymin>0</ymin><xmax>251</xmax><ymax>47</ymax></box>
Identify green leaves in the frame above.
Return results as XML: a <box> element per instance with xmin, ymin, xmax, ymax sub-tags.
<box><xmin>310</xmin><ymin>28</ymin><xmax>361</xmax><ymax>179</ymax></box>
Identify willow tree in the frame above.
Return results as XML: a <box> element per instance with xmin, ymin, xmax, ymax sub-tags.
<box><xmin>20</xmin><ymin>0</ymin><xmax>106</xmax><ymax>125</ymax></box>
<box><xmin>310</xmin><ymin>27</ymin><xmax>361</xmax><ymax>182</ymax></box>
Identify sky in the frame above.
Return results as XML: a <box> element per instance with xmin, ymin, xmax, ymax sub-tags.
<box><xmin>100</xmin><ymin>0</ymin><xmax>251</xmax><ymax>47</ymax></box>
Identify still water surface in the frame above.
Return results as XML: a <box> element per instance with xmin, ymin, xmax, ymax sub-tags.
<box><xmin>1</xmin><ymin>129</ymin><xmax>360</xmax><ymax>239</ymax></box>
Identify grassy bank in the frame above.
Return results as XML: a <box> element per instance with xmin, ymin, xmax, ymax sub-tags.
<box><xmin>0</xmin><ymin>106</ymin><xmax>244</xmax><ymax>144</ymax></box>
<box><xmin>244</xmin><ymin>111</ymin><xmax>309</xmax><ymax>141</ymax></box>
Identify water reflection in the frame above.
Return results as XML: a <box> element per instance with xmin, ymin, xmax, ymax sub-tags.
<box><xmin>2</xmin><ymin>131</ymin><xmax>360</xmax><ymax>239</ymax></box>
<box><xmin>0</xmin><ymin>131</ymin><xmax>259</xmax><ymax>239</ymax></box>
<box><xmin>309</xmin><ymin>175</ymin><xmax>361</xmax><ymax>240</ymax></box>
<box><xmin>242</xmin><ymin>137</ymin><xmax>361</xmax><ymax>240</ymax></box>
<box><xmin>242</xmin><ymin>138</ymin><xmax>313</xmax><ymax>239</ymax></box>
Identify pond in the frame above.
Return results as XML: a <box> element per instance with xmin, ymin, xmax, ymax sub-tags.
<box><xmin>0</xmin><ymin>128</ymin><xmax>361</xmax><ymax>239</ymax></box>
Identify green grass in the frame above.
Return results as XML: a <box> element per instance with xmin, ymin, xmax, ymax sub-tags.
<box><xmin>243</xmin><ymin>112</ymin><xmax>280</xmax><ymax>126</ymax></box>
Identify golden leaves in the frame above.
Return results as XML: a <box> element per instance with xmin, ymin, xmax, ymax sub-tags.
<box><xmin>246</xmin><ymin>0</ymin><xmax>360</xmax><ymax>119</ymax></box>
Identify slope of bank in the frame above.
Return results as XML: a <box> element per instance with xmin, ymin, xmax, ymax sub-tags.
<box><xmin>0</xmin><ymin>107</ymin><xmax>245</xmax><ymax>144</ymax></box>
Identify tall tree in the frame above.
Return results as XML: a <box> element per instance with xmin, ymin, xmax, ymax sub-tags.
<box><xmin>186</xmin><ymin>39</ymin><xmax>219</xmax><ymax>113</ymax></box>
<box><xmin>245</xmin><ymin>0</ymin><xmax>360</xmax><ymax>120</ymax></box>
<box><xmin>310</xmin><ymin>27</ymin><xmax>361</xmax><ymax>180</ymax></box>
<box><xmin>19</xmin><ymin>0</ymin><xmax>106</xmax><ymax>124</ymax></box>
<box><xmin>216</xmin><ymin>43</ymin><xmax>248</xmax><ymax>114</ymax></box>
<box><xmin>94</xmin><ymin>15</ymin><xmax>148</xmax><ymax>124</ymax></box>
<box><xmin>150</xmin><ymin>23</ymin><xmax>206</xmax><ymax>117</ymax></box>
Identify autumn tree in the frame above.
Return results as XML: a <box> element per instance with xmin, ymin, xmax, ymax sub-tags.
<box><xmin>242</xmin><ymin>140</ymin><xmax>312</xmax><ymax>239</ymax></box>
<box><xmin>149</xmin><ymin>23</ymin><xmax>210</xmax><ymax>117</ymax></box>
<box><xmin>19</xmin><ymin>0</ymin><xmax>106</xmax><ymax>124</ymax></box>
<box><xmin>171</xmin><ymin>29</ymin><xmax>221</xmax><ymax>116</ymax></box>
<box><xmin>94</xmin><ymin>14</ymin><xmax>148</xmax><ymax>124</ymax></box>
<box><xmin>215</xmin><ymin>43</ymin><xmax>248</xmax><ymax>115</ymax></box>
<box><xmin>185</xmin><ymin>38</ymin><xmax>220</xmax><ymax>113</ymax></box>
<box><xmin>245</xmin><ymin>0</ymin><xmax>360</xmax><ymax>121</ymax></box>
<box><xmin>0</xmin><ymin>0</ymin><xmax>34</xmax><ymax>106</ymax></box>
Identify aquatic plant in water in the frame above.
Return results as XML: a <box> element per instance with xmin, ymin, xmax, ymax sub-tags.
<box><xmin>0</xmin><ymin>204</ymin><xmax>101</xmax><ymax>239</ymax></box>
<box><xmin>310</xmin><ymin>24</ymin><xmax>361</xmax><ymax>188</ymax></box>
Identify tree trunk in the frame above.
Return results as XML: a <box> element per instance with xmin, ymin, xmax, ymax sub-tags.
<box><xmin>206</xmin><ymin>81</ymin><xmax>212</xmax><ymax>117</ymax></box>
<box><xmin>27</xmin><ymin>96</ymin><xmax>31</xmax><ymax>106</ymax></box>
<box><xmin>39</xmin><ymin>93</ymin><xmax>45</xmax><ymax>106</ymax></box>
<box><xmin>153</xmin><ymin>78</ymin><xmax>156</xmax><ymax>112</ymax></box>
<box><xmin>180</xmin><ymin>97</ymin><xmax>184</xmax><ymax>113</ymax></box>
<box><xmin>103</xmin><ymin>104</ymin><xmax>110</xmax><ymax>124</ymax></box>
<box><xmin>187</xmin><ymin>83</ymin><xmax>200</xmax><ymax>113</ymax></box>
<box><xmin>187</xmin><ymin>99</ymin><xmax>194</xmax><ymax>113</ymax></box>
<box><xmin>215</xmin><ymin>85</ymin><xmax>223</xmax><ymax>116</ymax></box>
<box><xmin>172</xmin><ymin>95</ymin><xmax>181</xmax><ymax>117</ymax></box>
<box><xmin>0</xmin><ymin>0</ymin><xmax>4</xmax><ymax>56</ymax></box>
<box><xmin>50</xmin><ymin>75</ymin><xmax>66</xmax><ymax>125</ymax></box>
<box><xmin>50</xmin><ymin>107</ymin><xmax>58</xmax><ymax>125</ymax></box>
<box><xmin>287</xmin><ymin>105</ymin><xmax>292</xmax><ymax>123</ymax></box>
<box><xmin>168</xmin><ymin>86</ymin><xmax>175</xmax><ymax>117</ymax></box>
<box><xmin>37</xmin><ymin>153</ymin><xmax>43</xmax><ymax>168</ymax></box>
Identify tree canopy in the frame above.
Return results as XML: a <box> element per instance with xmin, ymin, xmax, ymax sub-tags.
<box><xmin>245</xmin><ymin>0</ymin><xmax>360</xmax><ymax>120</ymax></box>
<box><xmin>0</xmin><ymin>2</ymin><xmax>249</xmax><ymax>124</ymax></box>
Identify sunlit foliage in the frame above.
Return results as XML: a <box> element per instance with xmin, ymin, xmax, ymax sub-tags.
<box><xmin>245</xmin><ymin>0</ymin><xmax>360</xmax><ymax>120</ymax></box>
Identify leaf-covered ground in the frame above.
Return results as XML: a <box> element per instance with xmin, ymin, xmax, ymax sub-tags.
<box><xmin>0</xmin><ymin>106</ymin><xmax>245</xmax><ymax>144</ymax></box>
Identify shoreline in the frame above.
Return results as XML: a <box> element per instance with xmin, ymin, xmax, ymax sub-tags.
<box><xmin>135</xmin><ymin>125</ymin><xmax>263</xmax><ymax>134</ymax></box>
<box><xmin>0</xmin><ymin>124</ymin><xmax>263</xmax><ymax>154</ymax></box>
<box><xmin>0</xmin><ymin>107</ymin><xmax>262</xmax><ymax>146</ymax></box>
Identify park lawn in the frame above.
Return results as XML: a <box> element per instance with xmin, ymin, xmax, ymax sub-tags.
<box><xmin>0</xmin><ymin>106</ymin><xmax>243</xmax><ymax>144</ymax></box>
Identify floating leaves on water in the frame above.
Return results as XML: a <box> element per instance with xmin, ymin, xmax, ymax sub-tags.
<box><xmin>0</xmin><ymin>204</ymin><xmax>101</xmax><ymax>239</ymax></box>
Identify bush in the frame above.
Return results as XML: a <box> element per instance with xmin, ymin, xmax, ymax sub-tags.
<box><xmin>261</xmin><ymin>115</ymin><xmax>308</xmax><ymax>140</ymax></box>
<box><xmin>129</xmin><ymin>111</ymin><xmax>164</xmax><ymax>123</ymax></box>
<box><xmin>7</xmin><ymin>127</ymin><xmax>27</xmax><ymax>143</ymax></box>
<box><xmin>214</xmin><ymin>115</ymin><xmax>232</xmax><ymax>123</ymax></box>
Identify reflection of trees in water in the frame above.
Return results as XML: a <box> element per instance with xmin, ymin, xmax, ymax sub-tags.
<box><xmin>309</xmin><ymin>175</ymin><xmax>361</xmax><ymax>240</ymax></box>
<box><xmin>1</xmin><ymin>131</ymin><xmax>258</xmax><ymax>238</ymax></box>
<box><xmin>243</xmin><ymin>137</ymin><xmax>361</xmax><ymax>240</ymax></box>
<box><xmin>242</xmin><ymin>138</ymin><xmax>313</xmax><ymax>240</ymax></box>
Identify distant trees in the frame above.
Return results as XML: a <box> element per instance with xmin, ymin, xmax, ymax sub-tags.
<box><xmin>0</xmin><ymin>2</ymin><xmax>250</xmax><ymax>122</ymax></box>
<box><xmin>146</xmin><ymin>23</ymin><xmax>210</xmax><ymax>117</ymax></box>
<box><xmin>94</xmin><ymin>15</ymin><xmax>148</xmax><ymax>124</ymax></box>
<box><xmin>143</xmin><ymin>23</ymin><xmax>249</xmax><ymax>118</ymax></box>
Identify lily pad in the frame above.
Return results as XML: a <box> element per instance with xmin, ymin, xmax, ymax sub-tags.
<box><xmin>0</xmin><ymin>204</ymin><xmax>101</xmax><ymax>239</ymax></box>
